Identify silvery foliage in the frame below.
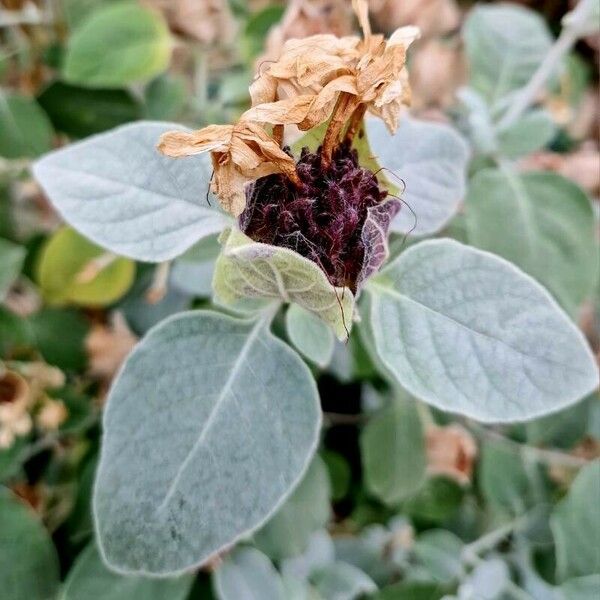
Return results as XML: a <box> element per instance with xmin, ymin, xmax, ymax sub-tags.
<box><xmin>32</xmin><ymin>117</ymin><xmax>599</xmax><ymax>575</ymax></box>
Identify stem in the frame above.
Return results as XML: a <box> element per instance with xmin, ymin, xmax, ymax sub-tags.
<box><xmin>75</xmin><ymin>252</ymin><xmax>118</xmax><ymax>284</ymax></box>
<box><xmin>146</xmin><ymin>262</ymin><xmax>171</xmax><ymax>305</ymax></box>
<box><xmin>467</xmin><ymin>421</ymin><xmax>591</xmax><ymax>469</ymax></box>
<box><xmin>344</xmin><ymin>104</ymin><xmax>367</xmax><ymax>143</ymax></box>
<box><xmin>497</xmin><ymin>26</ymin><xmax>578</xmax><ymax>129</ymax></box>
<box><xmin>321</xmin><ymin>93</ymin><xmax>359</xmax><ymax>168</ymax></box>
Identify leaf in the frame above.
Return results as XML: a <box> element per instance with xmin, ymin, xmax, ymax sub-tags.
<box><xmin>373</xmin><ymin>581</ymin><xmax>446</xmax><ymax>600</ymax></box>
<box><xmin>460</xmin><ymin>558</ymin><xmax>510</xmax><ymax>600</ymax></box>
<box><xmin>0</xmin><ymin>92</ymin><xmax>53</xmax><ymax>159</ymax></box>
<box><xmin>170</xmin><ymin>235</ymin><xmax>221</xmax><ymax>297</ymax></box>
<box><xmin>0</xmin><ymin>238</ymin><xmax>25</xmax><ymax>300</ymax></box>
<box><xmin>285</xmin><ymin>304</ymin><xmax>335</xmax><ymax>368</ymax></box>
<box><xmin>37</xmin><ymin>227</ymin><xmax>135</xmax><ymax>307</ymax></box>
<box><xmin>28</xmin><ymin>308</ymin><xmax>89</xmax><ymax>371</ymax></box>
<box><xmin>496</xmin><ymin>110</ymin><xmax>556</xmax><ymax>159</ymax></box>
<box><xmin>414</xmin><ymin>530</ymin><xmax>464</xmax><ymax>584</ymax></box>
<box><xmin>144</xmin><ymin>75</ymin><xmax>188</xmax><ymax>121</ymax></box>
<box><xmin>403</xmin><ymin>477</ymin><xmax>464</xmax><ymax>524</ymax></box>
<box><xmin>367</xmin><ymin>239</ymin><xmax>599</xmax><ymax>422</ymax></box>
<box><xmin>214</xmin><ymin>547</ymin><xmax>285</xmax><ymax>600</ymax></box>
<box><xmin>365</xmin><ymin>116</ymin><xmax>469</xmax><ymax>236</ymax></box>
<box><xmin>551</xmin><ymin>462</ymin><xmax>600</xmax><ymax>581</ymax></box>
<box><xmin>479</xmin><ymin>442</ymin><xmax>532</xmax><ymax>514</ymax></box>
<box><xmin>466</xmin><ymin>169</ymin><xmax>598</xmax><ymax>315</ymax></box>
<box><xmin>94</xmin><ymin>310</ymin><xmax>321</xmax><ymax>575</ymax></box>
<box><xmin>558</xmin><ymin>575</ymin><xmax>600</xmax><ymax>600</ymax></box>
<box><xmin>322</xmin><ymin>451</ymin><xmax>351</xmax><ymax>501</ymax></box>
<box><xmin>62</xmin><ymin>543</ymin><xmax>194</xmax><ymax>600</ymax></box>
<box><xmin>37</xmin><ymin>81</ymin><xmax>142</xmax><ymax>138</ymax></box>
<box><xmin>33</xmin><ymin>121</ymin><xmax>228</xmax><ymax>262</ymax></box>
<box><xmin>254</xmin><ymin>456</ymin><xmax>331</xmax><ymax>560</ymax></box>
<box><xmin>281</xmin><ymin>530</ymin><xmax>336</xmax><ymax>582</ymax></box>
<box><xmin>360</xmin><ymin>393</ymin><xmax>426</xmax><ymax>505</ymax></box>
<box><xmin>463</xmin><ymin>4</ymin><xmax>553</xmax><ymax>104</ymax></box>
<box><xmin>213</xmin><ymin>228</ymin><xmax>354</xmax><ymax>341</ymax></box>
<box><xmin>63</xmin><ymin>2</ymin><xmax>172</xmax><ymax>88</ymax></box>
<box><xmin>311</xmin><ymin>562</ymin><xmax>377</xmax><ymax>600</ymax></box>
<box><xmin>0</xmin><ymin>489</ymin><xmax>60</xmax><ymax>600</ymax></box>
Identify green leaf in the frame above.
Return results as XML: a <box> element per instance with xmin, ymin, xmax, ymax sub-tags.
<box><xmin>37</xmin><ymin>81</ymin><xmax>142</xmax><ymax>138</ymax></box>
<box><xmin>373</xmin><ymin>581</ymin><xmax>446</xmax><ymax>600</ymax></box>
<box><xmin>214</xmin><ymin>547</ymin><xmax>285</xmax><ymax>600</ymax></box>
<box><xmin>37</xmin><ymin>226</ymin><xmax>135</xmax><ymax>307</ymax></box>
<box><xmin>465</xmin><ymin>169</ymin><xmax>598</xmax><ymax>315</ymax></box>
<box><xmin>213</xmin><ymin>228</ymin><xmax>354</xmax><ymax>340</ymax></box>
<box><xmin>0</xmin><ymin>238</ymin><xmax>25</xmax><ymax>300</ymax></box>
<box><xmin>62</xmin><ymin>543</ymin><xmax>194</xmax><ymax>600</ymax></box>
<box><xmin>479</xmin><ymin>442</ymin><xmax>531</xmax><ymax>514</ymax></box>
<box><xmin>170</xmin><ymin>234</ymin><xmax>221</xmax><ymax>297</ymax></box>
<box><xmin>28</xmin><ymin>308</ymin><xmax>89</xmax><ymax>371</ymax></box>
<box><xmin>144</xmin><ymin>75</ymin><xmax>187</xmax><ymax>121</ymax></box>
<box><xmin>360</xmin><ymin>393</ymin><xmax>426</xmax><ymax>505</ymax></box>
<box><xmin>255</xmin><ymin>456</ymin><xmax>331</xmax><ymax>560</ymax></box>
<box><xmin>286</xmin><ymin>304</ymin><xmax>335</xmax><ymax>368</ymax></box>
<box><xmin>33</xmin><ymin>122</ymin><xmax>227</xmax><ymax>262</ymax></box>
<box><xmin>322</xmin><ymin>450</ymin><xmax>351</xmax><ymax>501</ymax></box>
<box><xmin>0</xmin><ymin>93</ymin><xmax>53</xmax><ymax>159</ymax></box>
<box><xmin>311</xmin><ymin>562</ymin><xmax>377</xmax><ymax>600</ymax></box>
<box><xmin>366</xmin><ymin>117</ymin><xmax>469</xmax><ymax>236</ymax></box>
<box><xmin>367</xmin><ymin>239</ymin><xmax>598</xmax><ymax>422</ymax></box>
<box><xmin>403</xmin><ymin>477</ymin><xmax>464</xmax><ymax>523</ymax></box>
<box><xmin>463</xmin><ymin>4</ymin><xmax>553</xmax><ymax>104</ymax></box>
<box><xmin>94</xmin><ymin>310</ymin><xmax>321</xmax><ymax>575</ymax></box>
<box><xmin>0</xmin><ymin>307</ymin><xmax>32</xmax><ymax>356</ymax></box>
<box><xmin>551</xmin><ymin>462</ymin><xmax>600</xmax><ymax>581</ymax></box>
<box><xmin>62</xmin><ymin>0</ymin><xmax>122</xmax><ymax>28</ymax></box>
<box><xmin>63</xmin><ymin>2</ymin><xmax>171</xmax><ymax>88</ymax></box>
<box><xmin>460</xmin><ymin>558</ymin><xmax>510</xmax><ymax>599</ymax></box>
<box><xmin>496</xmin><ymin>110</ymin><xmax>556</xmax><ymax>158</ymax></box>
<box><xmin>558</xmin><ymin>575</ymin><xmax>600</xmax><ymax>600</ymax></box>
<box><xmin>414</xmin><ymin>530</ymin><xmax>464</xmax><ymax>584</ymax></box>
<box><xmin>0</xmin><ymin>489</ymin><xmax>60</xmax><ymax>600</ymax></box>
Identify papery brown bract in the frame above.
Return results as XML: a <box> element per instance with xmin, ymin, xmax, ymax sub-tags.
<box><xmin>240</xmin><ymin>143</ymin><xmax>400</xmax><ymax>292</ymax></box>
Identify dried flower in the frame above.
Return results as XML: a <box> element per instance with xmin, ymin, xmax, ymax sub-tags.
<box><xmin>0</xmin><ymin>369</ymin><xmax>32</xmax><ymax>449</ymax></box>
<box><xmin>158</xmin><ymin>121</ymin><xmax>299</xmax><ymax>216</ymax></box>
<box><xmin>36</xmin><ymin>399</ymin><xmax>67</xmax><ymax>432</ymax></box>
<box><xmin>86</xmin><ymin>313</ymin><xmax>138</xmax><ymax>382</ymax></box>
<box><xmin>425</xmin><ymin>424</ymin><xmax>477</xmax><ymax>485</ymax></box>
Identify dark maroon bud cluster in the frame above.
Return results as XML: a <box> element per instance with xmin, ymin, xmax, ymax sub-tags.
<box><xmin>240</xmin><ymin>142</ymin><xmax>400</xmax><ymax>293</ymax></box>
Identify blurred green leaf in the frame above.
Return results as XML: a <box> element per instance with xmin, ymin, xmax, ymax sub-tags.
<box><xmin>496</xmin><ymin>110</ymin><xmax>556</xmax><ymax>158</ymax></box>
<box><xmin>255</xmin><ymin>456</ymin><xmax>331</xmax><ymax>560</ymax></box>
<box><xmin>373</xmin><ymin>581</ymin><xmax>446</xmax><ymax>600</ymax></box>
<box><xmin>0</xmin><ymin>238</ymin><xmax>25</xmax><ymax>300</ymax></box>
<box><xmin>37</xmin><ymin>81</ymin><xmax>142</xmax><ymax>138</ymax></box>
<box><xmin>404</xmin><ymin>477</ymin><xmax>464</xmax><ymax>524</ymax></box>
<box><xmin>0</xmin><ymin>93</ymin><xmax>53</xmax><ymax>159</ymax></box>
<box><xmin>37</xmin><ymin>226</ymin><xmax>135</xmax><ymax>307</ymax></box>
<box><xmin>360</xmin><ymin>393</ymin><xmax>426</xmax><ymax>505</ymax></box>
<box><xmin>322</xmin><ymin>450</ymin><xmax>351</xmax><ymax>501</ymax></box>
<box><xmin>0</xmin><ymin>489</ymin><xmax>60</xmax><ymax>600</ymax></box>
<box><xmin>28</xmin><ymin>308</ymin><xmax>89</xmax><ymax>371</ymax></box>
<box><xmin>558</xmin><ymin>575</ymin><xmax>600</xmax><ymax>600</ymax></box>
<box><xmin>63</xmin><ymin>2</ymin><xmax>172</xmax><ymax>88</ymax></box>
<box><xmin>311</xmin><ymin>562</ymin><xmax>377</xmax><ymax>600</ymax></box>
<box><xmin>414</xmin><ymin>530</ymin><xmax>465</xmax><ymax>584</ymax></box>
<box><xmin>551</xmin><ymin>462</ymin><xmax>600</xmax><ymax>581</ymax></box>
<box><xmin>463</xmin><ymin>4</ymin><xmax>553</xmax><ymax>105</ymax></box>
<box><xmin>144</xmin><ymin>74</ymin><xmax>188</xmax><ymax>121</ymax></box>
<box><xmin>62</xmin><ymin>543</ymin><xmax>194</xmax><ymax>600</ymax></box>
<box><xmin>466</xmin><ymin>169</ymin><xmax>598</xmax><ymax>316</ymax></box>
<box><xmin>241</xmin><ymin>5</ymin><xmax>285</xmax><ymax>60</ymax></box>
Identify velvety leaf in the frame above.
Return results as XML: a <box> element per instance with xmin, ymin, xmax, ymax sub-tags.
<box><xmin>551</xmin><ymin>462</ymin><xmax>600</xmax><ymax>581</ymax></box>
<box><xmin>254</xmin><ymin>456</ymin><xmax>331</xmax><ymax>560</ymax></box>
<box><xmin>37</xmin><ymin>81</ymin><xmax>142</xmax><ymax>138</ymax></box>
<box><xmin>0</xmin><ymin>238</ymin><xmax>25</xmax><ymax>300</ymax></box>
<box><xmin>62</xmin><ymin>543</ymin><xmax>194</xmax><ymax>600</ymax></box>
<box><xmin>170</xmin><ymin>235</ymin><xmax>221</xmax><ymax>297</ymax></box>
<box><xmin>214</xmin><ymin>547</ymin><xmax>285</xmax><ymax>600</ymax></box>
<box><xmin>63</xmin><ymin>2</ymin><xmax>171</xmax><ymax>87</ymax></box>
<box><xmin>281</xmin><ymin>530</ymin><xmax>336</xmax><ymax>582</ymax></box>
<box><xmin>496</xmin><ymin>110</ymin><xmax>556</xmax><ymax>158</ymax></box>
<box><xmin>465</xmin><ymin>169</ymin><xmax>598</xmax><ymax>315</ymax></box>
<box><xmin>0</xmin><ymin>490</ymin><xmax>60</xmax><ymax>600</ymax></box>
<box><xmin>213</xmin><ymin>228</ymin><xmax>354</xmax><ymax>340</ymax></box>
<box><xmin>0</xmin><ymin>93</ymin><xmax>53</xmax><ymax>159</ymax></box>
<box><xmin>33</xmin><ymin>122</ymin><xmax>228</xmax><ymax>262</ymax></box>
<box><xmin>285</xmin><ymin>304</ymin><xmax>335</xmax><ymax>368</ymax></box>
<box><xmin>459</xmin><ymin>558</ymin><xmax>510</xmax><ymax>599</ymax></box>
<box><xmin>414</xmin><ymin>530</ymin><xmax>464</xmax><ymax>584</ymax></box>
<box><xmin>558</xmin><ymin>575</ymin><xmax>600</xmax><ymax>600</ymax></box>
<box><xmin>37</xmin><ymin>226</ymin><xmax>135</xmax><ymax>307</ymax></box>
<box><xmin>366</xmin><ymin>116</ymin><xmax>469</xmax><ymax>236</ymax></box>
<box><xmin>367</xmin><ymin>239</ymin><xmax>599</xmax><ymax>422</ymax></box>
<box><xmin>463</xmin><ymin>4</ymin><xmax>553</xmax><ymax>104</ymax></box>
<box><xmin>311</xmin><ymin>562</ymin><xmax>377</xmax><ymax>600</ymax></box>
<box><xmin>94</xmin><ymin>310</ymin><xmax>321</xmax><ymax>575</ymax></box>
<box><xmin>360</xmin><ymin>394</ymin><xmax>426</xmax><ymax>505</ymax></box>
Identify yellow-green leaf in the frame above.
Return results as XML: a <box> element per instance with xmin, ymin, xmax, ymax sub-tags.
<box><xmin>37</xmin><ymin>227</ymin><xmax>135</xmax><ymax>307</ymax></box>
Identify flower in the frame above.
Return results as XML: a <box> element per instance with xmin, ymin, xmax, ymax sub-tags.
<box><xmin>0</xmin><ymin>370</ymin><xmax>32</xmax><ymax>449</ymax></box>
<box><xmin>425</xmin><ymin>424</ymin><xmax>477</xmax><ymax>485</ymax></box>
<box><xmin>36</xmin><ymin>399</ymin><xmax>68</xmax><ymax>432</ymax></box>
<box><xmin>158</xmin><ymin>121</ymin><xmax>299</xmax><ymax>216</ymax></box>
